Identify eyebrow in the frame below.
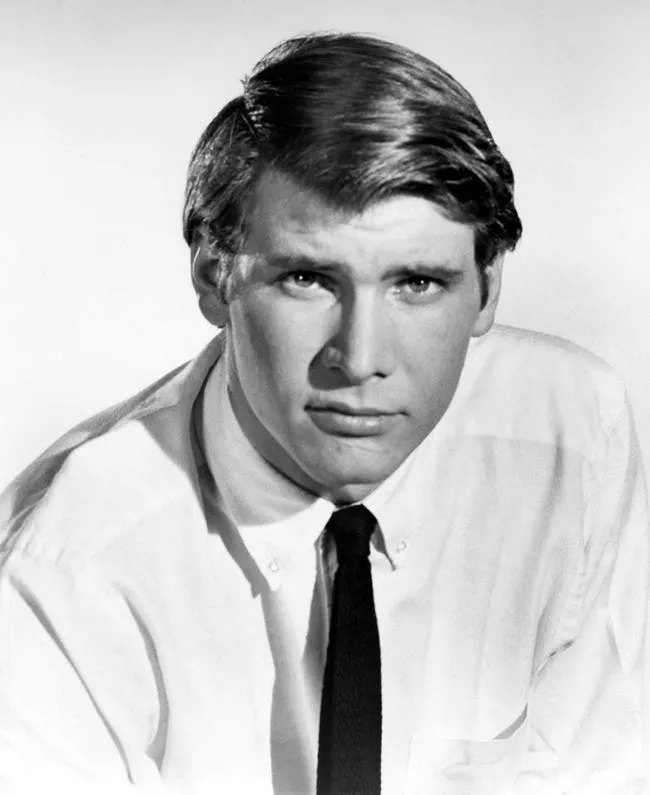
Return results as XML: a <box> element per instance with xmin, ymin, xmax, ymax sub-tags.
<box><xmin>265</xmin><ymin>255</ymin><xmax>466</xmax><ymax>281</ymax></box>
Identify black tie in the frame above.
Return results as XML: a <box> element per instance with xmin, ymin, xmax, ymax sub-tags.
<box><xmin>317</xmin><ymin>505</ymin><xmax>382</xmax><ymax>795</ymax></box>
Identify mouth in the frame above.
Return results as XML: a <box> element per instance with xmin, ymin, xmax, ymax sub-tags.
<box><xmin>306</xmin><ymin>402</ymin><xmax>399</xmax><ymax>437</ymax></box>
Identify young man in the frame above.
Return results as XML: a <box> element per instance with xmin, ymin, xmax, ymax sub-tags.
<box><xmin>0</xmin><ymin>33</ymin><xmax>647</xmax><ymax>794</ymax></box>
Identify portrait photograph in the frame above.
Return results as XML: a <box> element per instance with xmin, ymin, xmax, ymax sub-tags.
<box><xmin>1</xmin><ymin>0</ymin><xmax>648</xmax><ymax>793</ymax></box>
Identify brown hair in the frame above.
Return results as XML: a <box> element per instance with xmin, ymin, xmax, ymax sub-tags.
<box><xmin>183</xmin><ymin>33</ymin><xmax>522</xmax><ymax>303</ymax></box>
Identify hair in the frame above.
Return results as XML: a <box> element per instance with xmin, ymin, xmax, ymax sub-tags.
<box><xmin>183</xmin><ymin>32</ymin><xmax>522</xmax><ymax>303</ymax></box>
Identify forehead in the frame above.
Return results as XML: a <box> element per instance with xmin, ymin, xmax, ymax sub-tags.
<box><xmin>244</xmin><ymin>169</ymin><xmax>476</xmax><ymax>270</ymax></box>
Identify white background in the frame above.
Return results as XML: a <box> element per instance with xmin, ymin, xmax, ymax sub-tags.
<box><xmin>1</xmin><ymin>0</ymin><xmax>648</xmax><ymax>488</ymax></box>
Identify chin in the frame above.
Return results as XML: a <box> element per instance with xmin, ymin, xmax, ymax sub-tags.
<box><xmin>307</xmin><ymin>456</ymin><xmax>403</xmax><ymax>502</ymax></box>
<box><xmin>286</xmin><ymin>424</ymin><xmax>420</xmax><ymax>500</ymax></box>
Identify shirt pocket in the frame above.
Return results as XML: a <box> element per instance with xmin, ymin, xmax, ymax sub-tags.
<box><xmin>406</xmin><ymin>704</ymin><xmax>530</xmax><ymax>794</ymax></box>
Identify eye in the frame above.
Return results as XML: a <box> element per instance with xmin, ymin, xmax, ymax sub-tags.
<box><xmin>279</xmin><ymin>270</ymin><xmax>332</xmax><ymax>297</ymax></box>
<box><xmin>404</xmin><ymin>276</ymin><xmax>435</xmax><ymax>293</ymax></box>
<box><xmin>394</xmin><ymin>275</ymin><xmax>444</xmax><ymax>301</ymax></box>
<box><xmin>284</xmin><ymin>271</ymin><xmax>320</xmax><ymax>289</ymax></box>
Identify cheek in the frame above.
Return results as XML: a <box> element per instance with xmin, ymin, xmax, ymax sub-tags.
<box><xmin>403</xmin><ymin>316</ymin><xmax>475</xmax><ymax>412</ymax></box>
<box><xmin>229</xmin><ymin>299</ymin><xmax>316</xmax><ymax>407</ymax></box>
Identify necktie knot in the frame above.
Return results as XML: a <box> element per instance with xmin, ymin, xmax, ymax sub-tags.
<box><xmin>326</xmin><ymin>504</ymin><xmax>376</xmax><ymax>562</ymax></box>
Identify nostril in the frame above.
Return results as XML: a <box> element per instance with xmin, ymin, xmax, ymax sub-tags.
<box><xmin>323</xmin><ymin>345</ymin><xmax>344</xmax><ymax>368</ymax></box>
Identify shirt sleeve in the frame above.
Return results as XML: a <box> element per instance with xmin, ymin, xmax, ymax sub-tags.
<box><xmin>0</xmin><ymin>551</ymin><xmax>167</xmax><ymax>794</ymax></box>
<box><xmin>517</xmin><ymin>393</ymin><xmax>649</xmax><ymax>793</ymax></box>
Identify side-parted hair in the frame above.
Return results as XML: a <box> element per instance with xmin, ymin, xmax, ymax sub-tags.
<box><xmin>183</xmin><ymin>33</ymin><xmax>522</xmax><ymax>302</ymax></box>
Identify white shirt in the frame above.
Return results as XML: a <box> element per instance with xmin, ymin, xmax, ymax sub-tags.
<box><xmin>0</xmin><ymin>325</ymin><xmax>647</xmax><ymax>794</ymax></box>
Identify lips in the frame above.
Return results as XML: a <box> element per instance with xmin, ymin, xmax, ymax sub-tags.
<box><xmin>309</xmin><ymin>400</ymin><xmax>390</xmax><ymax>416</ymax></box>
<box><xmin>306</xmin><ymin>402</ymin><xmax>398</xmax><ymax>436</ymax></box>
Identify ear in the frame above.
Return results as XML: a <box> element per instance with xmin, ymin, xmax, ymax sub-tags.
<box><xmin>472</xmin><ymin>254</ymin><xmax>504</xmax><ymax>338</ymax></box>
<box><xmin>190</xmin><ymin>226</ymin><xmax>230</xmax><ymax>328</ymax></box>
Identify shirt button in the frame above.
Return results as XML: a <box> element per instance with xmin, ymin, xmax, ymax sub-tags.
<box><xmin>268</xmin><ymin>559</ymin><xmax>280</xmax><ymax>573</ymax></box>
<box><xmin>396</xmin><ymin>540</ymin><xmax>408</xmax><ymax>554</ymax></box>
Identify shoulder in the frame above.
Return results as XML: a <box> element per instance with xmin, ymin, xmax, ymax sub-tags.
<box><xmin>472</xmin><ymin>324</ymin><xmax>626</xmax><ymax>399</ymax></box>
<box><xmin>442</xmin><ymin>324</ymin><xmax>630</xmax><ymax>457</ymax></box>
<box><xmin>0</xmin><ymin>335</ymin><xmax>224</xmax><ymax>571</ymax></box>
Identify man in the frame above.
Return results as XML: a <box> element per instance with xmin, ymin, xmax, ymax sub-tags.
<box><xmin>0</xmin><ymin>32</ymin><xmax>647</xmax><ymax>794</ymax></box>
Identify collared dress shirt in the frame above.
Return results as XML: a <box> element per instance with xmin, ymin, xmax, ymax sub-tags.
<box><xmin>0</xmin><ymin>325</ymin><xmax>648</xmax><ymax>794</ymax></box>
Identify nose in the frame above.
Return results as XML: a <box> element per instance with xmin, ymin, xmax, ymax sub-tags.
<box><xmin>325</xmin><ymin>290</ymin><xmax>394</xmax><ymax>383</ymax></box>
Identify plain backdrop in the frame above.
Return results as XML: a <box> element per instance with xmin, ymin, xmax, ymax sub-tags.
<box><xmin>1</xmin><ymin>0</ymin><xmax>649</xmax><ymax>489</ymax></box>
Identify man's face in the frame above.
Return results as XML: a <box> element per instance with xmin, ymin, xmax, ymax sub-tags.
<box><xmin>222</xmin><ymin>170</ymin><xmax>501</xmax><ymax>504</ymax></box>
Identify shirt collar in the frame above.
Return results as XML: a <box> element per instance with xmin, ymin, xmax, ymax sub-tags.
<box><xmin>201</xmin><ymin>353</ymin><xmax>425</xmax><ymax>588</ymax></box>
<box><xmin>363</xmin><ymin>441</ymin><xmax>428</xmax><ymax>568</ymax></box>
